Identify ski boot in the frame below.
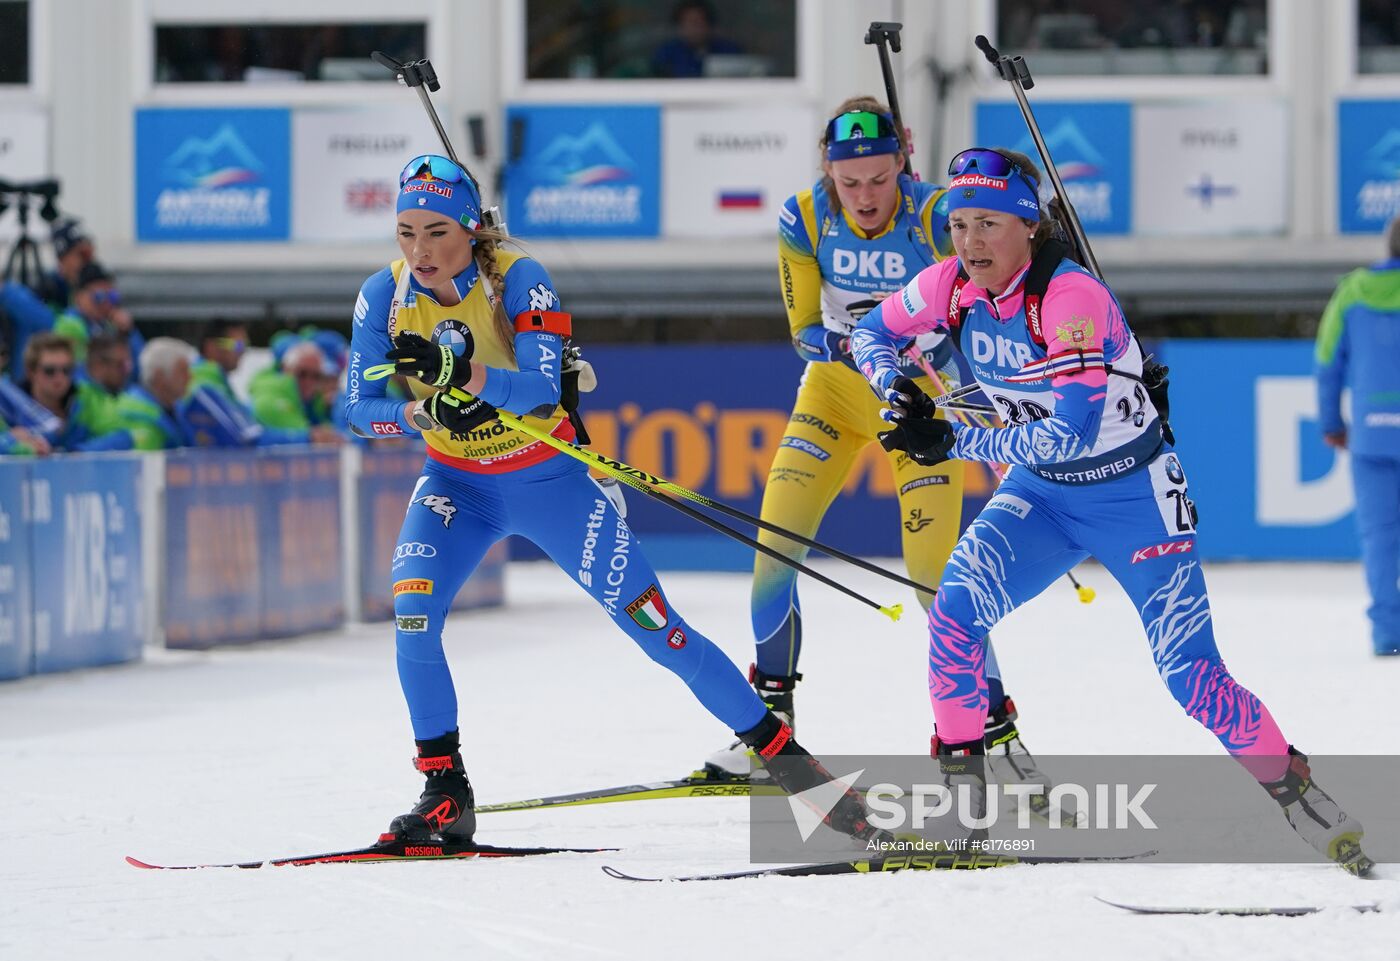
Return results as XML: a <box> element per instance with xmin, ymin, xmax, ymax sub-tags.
<box><xmin>933</xmin><ymin>735</ymin><xmax>991</xmax><ymax>849</ymax></box>
<box><xmin>1263</xmin><ymin>747</ymin><xmax>1373</xmax><ymax>877</ymax></box>
<box><xmin>984</xmin><ymin>696</ymin><xmax>1080</xmax><ymax>827</ymax></box>
<box><xmin>386</xmin><ymin>730</ymin><xmax>477</xmax><ymax>842</ymax></box>
<box><xmin>738</xmin><ymin>711</ymin><xmax>890</xmax><ymax>846</ymax></box>
<box><xmin>700</xmin><ymin>666</ymin><xmax>800</xmax><ymax>782</ymax></box>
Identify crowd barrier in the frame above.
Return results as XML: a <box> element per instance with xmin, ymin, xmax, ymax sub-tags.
<box><xmin>0</xmin><ymin>337</ymin><xmax>1361</xmax><ymax>679</ymax></box>
<box><xmin>0</xmin><ymin>443</ymin><xmax>505</xmax><ymax>680</ymax></box>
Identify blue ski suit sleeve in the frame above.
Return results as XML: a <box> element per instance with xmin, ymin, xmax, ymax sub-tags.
<box><xmin>475</xmin><ymin>258</ymin><xmax>564</xmax><ymax>415</ymax></box>
<box><xmin>345</xmin><ymin>268</ymin><xmax>417</xmax><ymax>437</ymax></box>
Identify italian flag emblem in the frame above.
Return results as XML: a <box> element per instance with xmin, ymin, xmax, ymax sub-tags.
<box><xmin>625</xmin><ymin>585</ymin><xmax>669</xmax><ymax>631</ymax></box>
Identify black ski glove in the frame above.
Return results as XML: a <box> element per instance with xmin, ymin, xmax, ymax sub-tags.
<box><xmin>878</xmin><ymin>416</ymin><xmax>957</xmax><ymax>467</ymax></box>
<box><xmin>882</xmin><ymin>375</ymin><xmax>938</xmax><ymax>419</ymax></box>
<box><xmin>413</xmin><ymin>391</ymin><xmax>498</xmax><ymax>435</ymax></box>
<box><xmin>387</xmin><ymin>330</ymin><xmax>473</xmax><ymax>389</ymax></box>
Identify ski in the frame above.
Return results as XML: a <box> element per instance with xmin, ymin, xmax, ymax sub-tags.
<box><xmin>477</xmin><ymin>772</ymin><xmax>782</xmax><ymax>812</ymax></box>
<box><xmin>480</xmin><ymin>772</ymin><xmax>1081</xmax><ymax>828</ymax></box>
<box><xmin>127</xmin><ymin>836</ymin><xmax>613</xmax><ymax>870</ymax></box>
<box><xmin>1096</xmin><ymin>897</ymin><xmax>1382</xmax><ymax>917</ymax></box>
<box><xmin>602</xmin><ymin>849</ymin><xmax>1157</xmax><ymax>882</ymax></box>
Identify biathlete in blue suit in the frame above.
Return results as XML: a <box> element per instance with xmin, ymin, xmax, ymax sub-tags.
<box><xmin>344</xmin><ymin>154</ymin><xmax>885</xmax><ymax>845</ymax></box>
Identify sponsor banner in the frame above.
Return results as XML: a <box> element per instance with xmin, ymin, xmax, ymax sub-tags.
<box><xmin>504</xmin><ymin>104</ymin><xmax>661</xmax><ymax>238</ymax></box>
<box><xmin>0</xmin><ymin>461</ymin><xmax>33</xmax><ymax>680</ymax></box>
<box><xmin>164</xmin><ymin>450</ymin><xmax>264</xmax><ymax>647</ymax></box>
<box><xmin>1133</xmin><ymin>101</ymin><xmax>1288</xmax><ymax>236</ymax></box>
<box><xmin>0</xmin><ymin>108</ymin><xmax>50</xmax><ymax>242</ymax></box>
<box><xmin>291</xmin><ymin>108</ymin><xmax>441</xmax><ymax>241</ymax></box>
<box><xmin>1337</xmin><ymin>99</ymin><xmax>1400</xmax><ymax>234</ymax></box>
<box><xmin>28</xmin><ymin>456</ymin><xmax>144</xmax><ymax>673</ymax></box>
<box><xmin>357</xmin><ymin>446</ymin><xmax>505</xmax><ymax>621</ymax></box>
<box><xmin>1161</xmin><ymin>339</ymin><xmax>1359</xmax><ymax>560</ymax></box>
<box><xmin>506</xmin><ymin>344</ymin><xmax>1000</xmax><ymax>571</ymax></box>
<box><xmin>976</xmin><ymin>101</ymin><xmax>1132</xmax><ymax>235</ymax></box>
<box><xmin>662</xmin><ymin>105</ymin><xmax>816</xmax><ymax>237</ymax></box>
<box><xmin>254</xmin><ymin>450</ymin><xmax>344</xmax><ymax>638</ymax></box>
<box><xmin>135</xmin><ymin>108</ymin><xmax>291</xmax><ymax>242</ymax></box>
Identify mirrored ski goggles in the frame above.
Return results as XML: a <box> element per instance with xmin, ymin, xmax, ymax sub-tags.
<box><xmin>398</xmin><ymin>154</ymin><xmax>470</xmax><ymax>187</ymax></box>
<box><xmin>947</xmin><ymin>148</ymin><xmax>1024</xmax><ymax>180</ymax></box>
<box><xmin>825</xmin><ymin>110</ymin><xmax>901</xmax><ymax>161</ymax></box>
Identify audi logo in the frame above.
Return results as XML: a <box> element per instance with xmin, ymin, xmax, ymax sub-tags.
<box><xmin>394</xmin><ymin>542</ymin><xmax>438</xmax><ymax>560</ymax></box>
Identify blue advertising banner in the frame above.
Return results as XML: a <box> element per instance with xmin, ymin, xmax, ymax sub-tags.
<box><xmin>975</xmin><ymin>101</ymin><xmax>1132</xmax><ymax>235</ymax></box>
<box><xmin>1337</xmin><ymin>99</ymin><xmax>1400</xmax><ymax>234</ymax></box>
<box><xmin>517</xmin><ymin>344</ymin><xmax>1000</xmax><ymax>571</ymax></box>
<box><xmin>358</xmin><ymin>446</ymin><xmax>505</xmax><ymax>621</ymax></box>
<box><xmin>503</xmin><ymin>104</ymin><xmax>661</xmax><ymax>238</ymax></box>
<box><xmin>29</xmin><ymin>455</ymin><xmax>145</xmax><ymax>673</ymax></box>
<box><xmin>135</xmin><ymin>107</ymin><xmax>291</xmax><ymax>242</ymax></box>
<box><xmin>1162</xmin><ymin>339</ymin><xmax>1360</xmax><ymax>560</ymax></box>
<box><xmin>0</xmin><ymin>461</ymin><xmax>32</xmax><ymax>680</ymax></box>
<box><xmin>164</xmin><ymin>451</ymin><xmax>263</xmax><ymax>648</ymax></box>
<box><xmin>254</xmin><ymin>451</ymin><xmax>344</xmax><ymax>638</ymax></box>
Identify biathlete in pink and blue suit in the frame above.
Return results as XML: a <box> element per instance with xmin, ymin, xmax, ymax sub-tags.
<box><xmin>849</xmin><ymin>146</ymin><xmax>1374</xmax><ymax>875</ymax></box>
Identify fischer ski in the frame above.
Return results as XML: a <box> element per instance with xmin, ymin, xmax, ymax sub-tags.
<box><xmin>127</xmin><ymin>835</ymin><xmax>612</xmax><ymax>870</ymax></box>
<box><xmin>1097</xmin><ymin>897</ymin><xmax>1382</xmax><ymax>917</ymax></box>
<box><xmin>602</xmin><ymin>849</ymin><xmax>1157</xmax><ymax>882</ymax></box>
<box><xmin>477</xmin><ymin>772</ymin><xmax>782</xmax><ymax>812</ymax></box>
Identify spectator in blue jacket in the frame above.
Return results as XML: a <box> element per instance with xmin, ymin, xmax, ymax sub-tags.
<box><xmin>1317</xmin><ymin>213</ymin><xmax>1400</xmax><ymax>656</ymax></box>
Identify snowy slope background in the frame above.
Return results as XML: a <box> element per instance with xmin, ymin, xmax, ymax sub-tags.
<box><xmin>2</xmin><ymin>560</ymin><xmax>1397</xmax><ymax>960</ymax></box>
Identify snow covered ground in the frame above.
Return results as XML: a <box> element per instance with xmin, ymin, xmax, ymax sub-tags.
<box><xmin>2</xmin><ymin>560</ymin><xmax>1397</xmax><ymax>960</ymax></box>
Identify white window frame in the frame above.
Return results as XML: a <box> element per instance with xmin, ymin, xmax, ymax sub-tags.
<box><xmin>132</xmin><ymin>0</ymin><xmax>451</xmax><ymax>106</ymax></box>
<box><xmin>500</xmin><ymin>0</ymin><xmax>819</xmax><ymax>103</ymax></box>
<box><xmin>0</xmin><ymin>0</ymin><xmax>48</xmax><ymax>105</ymax></box>
<box><xmin>972</xmin><ymin>0</ymin><xmax>1289</xmax><ymax>101</ymax></box>
<box><xmin>1336</xmin><ymin>0</ymin><xmax>1400</xmax><ymax>90</ymax></box>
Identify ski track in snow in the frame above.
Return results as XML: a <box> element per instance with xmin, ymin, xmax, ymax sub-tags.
<box><xmin>1</xmin><ymin>561</ymin><xmax>1397</xmax><ymax>960</ymax></box>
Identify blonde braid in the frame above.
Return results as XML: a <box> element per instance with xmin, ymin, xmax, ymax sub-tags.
<box><xmin>470</xmin><ymin>228</ymin><xmax>515</xmax><ymax>356</ymax></box>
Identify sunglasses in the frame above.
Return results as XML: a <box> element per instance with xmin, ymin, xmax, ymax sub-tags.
<box><xmin>214</xmin><ymin>337</ymin><xmax>246</xmax><ymax>354</ymax></box>
<box><xmin>399</xmin><ymin>155</ymin><xmax>471</xmax><ymax>187</ymax></box>
<box><xmin>947</xmin><ymin>147</ymin><xmax>1040</xmax><ymax>195</ymax></box>
<box><xmin>38</xmin><ymin>364</ymin><xmax>74</xmax><ymax>377</ymax></box>
<box><xmin>826</xmin><ymin>110</ymin><xmax>898</xmax><ymax>145</ymax></box>
<box><xmin>89</xmin><ymin>288</ymin><xmax>122</xmax><ymax>306</ymax></box>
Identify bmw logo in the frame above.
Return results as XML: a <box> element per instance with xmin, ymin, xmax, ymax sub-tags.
<box><xmin>431</xmin><ymin>319</ymin><xmax>474</xmax><ymax>357</ymax></box>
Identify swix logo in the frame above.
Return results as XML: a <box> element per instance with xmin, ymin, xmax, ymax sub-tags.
<box><xmin>1131</xmin><ymin>539</ymin><xmax>1194</xmax><ymax>564</ymax></box>
<box><xmin>1026</xmin><ymin>298</ymin><xmax>1043</xmax><ymax>342</ymax></box>
<box><xmin>949</xmin><ymin>174</ymin><xmax>1008</xmax><ymax>190</ymax></box>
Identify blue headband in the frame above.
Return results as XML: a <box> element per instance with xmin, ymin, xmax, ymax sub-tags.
<box><xmin>397</xmin><ymin>173</ymin><xmax>482</xmax><ymax>231</ymax></box>
<box><xmin>945</xmin><ymin>172</ymin><xmax>1040</xmax><ymax>218</ymax></box>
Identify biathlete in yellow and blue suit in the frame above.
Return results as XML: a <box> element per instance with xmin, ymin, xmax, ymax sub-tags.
<box><xmin>703</xmin><ymin>100</ymin><xmax>1054</xmax><ymax>798</ymax></box>
<box><xmin>345</xmin><ymin>154</ymin><xmax>888</xmax><ymax>847</ymax></box>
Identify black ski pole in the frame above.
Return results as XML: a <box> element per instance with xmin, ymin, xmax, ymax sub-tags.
<box><xmin>371</xmin><ymin>50</ymin><xmax>506</xmax><ymax>234</ymax></box>
<box><xmin>864</xmin><ymin>22</ymin><xmax>914</xmax><ymax>177</ymax></box>
<box><xmin>972</xmin><ymin>35</ymin><xmax>1102</xmax><ymax>281</ymax></box>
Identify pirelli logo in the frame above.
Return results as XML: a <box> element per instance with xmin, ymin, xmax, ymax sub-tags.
<box><xmin>393</xmin><ymin>578</ymin><xmax>434</xmax><ymax>596</ymax></box>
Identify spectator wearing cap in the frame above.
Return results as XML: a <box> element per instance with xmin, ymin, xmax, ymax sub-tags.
<box><xmin>48</xmin><ymin>219</ymin><xmax>94</xmax><ymax>310</ymax></box>
<box><xmin>54</xmin><ymin>262</ymin><xmax>145</xmax><ymax>377</ymax></box>
<box><xmin>113</xmin><ymin>337</ymin><xmax>196</xmax><ymax>450</ymax></box>
<box><xmin>249</xmin><ymin>339</ymin><xmax>342</xmax><ymax>446</ymax></box>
